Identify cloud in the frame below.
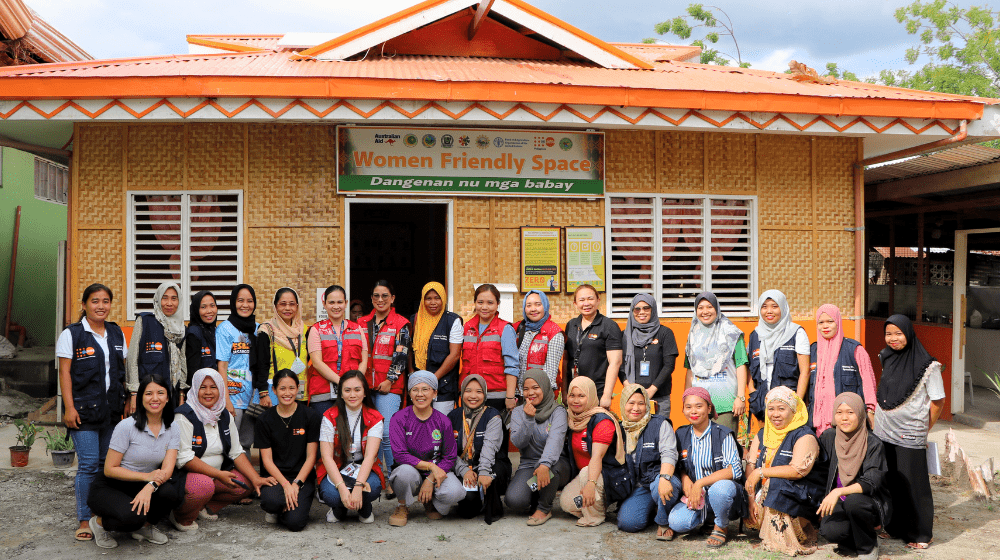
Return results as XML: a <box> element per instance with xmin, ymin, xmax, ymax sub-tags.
<box><xmin>751</xmin><ymin>48</ymin><xmax>797</xmax><ymax>73</ymax></box>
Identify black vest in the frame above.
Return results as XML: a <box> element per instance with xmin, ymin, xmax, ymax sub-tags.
<box><xmin>137</xmin><ymin>312</ymin><xmax>175</xmax><ymax>380</ymax></box>
<box><xmin>186</xmin><ymin>323</ymin><xmax>217</xmax><ymax>370</ymax></box>
<box><xmin>176</xmin><ymin>403</ymin><xmax>234</xmax><ymax>471</ymax></box>
<box><xmin>748</xmin><ymin>330</ymin><xmax>802</xmax><ymax>418</ymax></box>
<box><xmin>562</xmin><ymin>413</ymin><xmax>632</xmax><ymax>502</ymax></box>
<box><xmin>448</xmin><ymin>406</ymin><xmax>510</xmax><ymax>471</ymax></box>
<box><xmin>624</xmin><ymin>415</ymin><xmax>669</xmax><ymax>486</ymax></box>
<box><xmin>807</xmin><ymin>338</ymin><xmax>863</xmax><ymax>426</ymax></box>
<box><xmin>754</xmin><ymin>426</ymin><xmax>827</xmax><ymax>519</ymax></box>
<box><xmin>67</xmin><ymin>321</ymin><xmax>126</xmax><ymax>425</ymax></box>
<box><xmin>411</xmin><ymin>311</ymin><xmax>461</xmax><ymax>400</ymax></box>
<box><xmin>675</xmin><ymin>421</ymin><xmax>748</xmax><ymax>517</ymax></box>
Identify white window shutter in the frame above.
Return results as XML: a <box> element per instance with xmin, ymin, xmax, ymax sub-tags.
<box><xmin>608</xmin><ymin>196</ymin><xmax>656</xmax><ymax>316</ymax></box>
<box><xmin>660</xmin><ymin>198</ymin><xmax>705</xmax><ymax>315</ymax></box>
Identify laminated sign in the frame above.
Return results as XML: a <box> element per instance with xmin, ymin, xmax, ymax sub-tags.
<box><xmin>521</xmin><ymin>227</ymin><xmax>562</xmax><ymax>292</ymax></box>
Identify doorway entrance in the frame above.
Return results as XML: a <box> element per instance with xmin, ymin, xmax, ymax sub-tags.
<box><xmin>346</xmin><ymin>199</ymin><xmax>452</xmax><ymax>318</ymax></box>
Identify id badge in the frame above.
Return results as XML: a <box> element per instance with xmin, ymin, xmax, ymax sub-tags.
<box><xmin>290</xmin><ymin>357</ymin><xmax>306</xmax><ymax>375</ymax></box>
<box><xmin>340</xmin><ymin>463</ymin><xmax>360</xmax><ymax>478</ymax></box>
<box><xmin>463</xmin><ymin>480</ymin><xmax>479</xmax><ymax>492</ymax></box>
<box><xmin>349</xmin><ymin>441</ymin><xmax>359</xmax><ymax>454</ymax></box>
<box><xmin>639</xmin><ymin>361</ymin><xmax>651</xmax><ymax>377</ymax></box>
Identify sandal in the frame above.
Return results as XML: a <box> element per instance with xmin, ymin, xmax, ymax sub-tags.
<box><xmin>907</xmin><ymin>541</ymin><xmax>931</xmax><ymax>550</ymax></box>
<box><xmin>237</xmin><ymin>497</ymin><xmax>254</xmax><ymax>505</ymax></box>
<box><xmin>74</xmin><ymin>527</ymin><xmax>93</xmax><ymax>541</ymax></box>
<box><xmin>656</xmin><ymin>526</ymin><xmax>675</xmax><ymax>541</ymax></box>
<box><xmin>706</xmin><ymin>527</ymin><xmax>728</xmax><ymax>548</ymax></box>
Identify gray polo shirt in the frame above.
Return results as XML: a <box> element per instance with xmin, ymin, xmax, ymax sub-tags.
<box><xmin>109</xmin><ymin>416</ymin><xmax>180</xmax><ymax>473</ymax></box>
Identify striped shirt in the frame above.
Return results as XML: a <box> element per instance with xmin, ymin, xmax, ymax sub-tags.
<box><xmin>689</xmin><ymin>424</ymin><xmax>743</xmax><ymax>481</ymax></box>
<box><xmin>516</xmin><ymin>330</ymin><xmax>565</xmax><ymax>394</ymax></box>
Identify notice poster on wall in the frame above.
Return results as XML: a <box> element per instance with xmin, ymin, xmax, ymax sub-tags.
<box><xmin>565</xmin><ymin>227</ymin><xmax>606</xmax><ymax>292</ymax></box>
<box><xmin>521</xmin><ymin>227</ymin><xmax>562</xmax><ymax>293</ymax></box>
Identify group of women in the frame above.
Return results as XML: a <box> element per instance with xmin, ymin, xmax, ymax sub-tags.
<box><xmin>59</xmin><ymin>280</ymin><xmax>943</xmax><ymax>557</ymax></box>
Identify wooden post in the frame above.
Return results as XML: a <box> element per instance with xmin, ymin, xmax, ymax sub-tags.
<box><xmin>917</xmin><ymin>213</ymin><xmax>925</xmax><ymax>322</ymax></box>
<box><xmin>888</xmin><ymin>217</ymin><xmax>896</xmax><ymax>316</ymax></box>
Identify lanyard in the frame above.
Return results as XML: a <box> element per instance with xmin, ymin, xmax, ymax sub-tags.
<box><xmin>285</xmin><ymin>335</ymin><xmax>301</xmax><ymax>354</ymax></box>
<box><xmin>348</xmin><ymin>409</ymin><xmax>363</xmax><ymax>458</ymax></box>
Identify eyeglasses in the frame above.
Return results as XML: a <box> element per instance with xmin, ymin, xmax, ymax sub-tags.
<box><xmin>633</xmin><ymin>305</ymin><xmax>652</xmax><ymax>313</ymax></box>
<box><xmin>372</xmin><ymin>293</ymin><xmax>391</xmax><ymax>300</ymax></box>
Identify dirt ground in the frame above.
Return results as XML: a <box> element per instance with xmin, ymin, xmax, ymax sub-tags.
<box><xmin>1</xmin><ymin>466</ymin><xmax>999</xmax><ymax>560</ymax></box>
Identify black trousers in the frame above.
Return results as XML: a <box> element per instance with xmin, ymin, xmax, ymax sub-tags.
<box><xmin>259</xmin><ymin>477</ymin><xmax>316</xmax><ymax>532</ymax></box>
<box><xmin>87</xmin><ymin>473</ymin><xmax>183</xmax><ymax>532</ymax></box>
<box><xmin>455</xmin><ymin>459</ymin><xmax>513</xmax><ymax>519</ymax></box>
<box><xmin>884</xmin><ymin>442</ymin><xmax>933</xmax><ymax>543</ymax></box>
<box><xmin>819</xmin><ymin>493</ymin><xmax>880</xmax><ymax>554</ymax></box>
<box><xmin>505</xmin><ymin>457</ymin><xmax>572</xmax><ymax>515</ymax></box>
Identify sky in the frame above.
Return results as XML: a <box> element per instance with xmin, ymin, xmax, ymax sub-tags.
<box><xmin>26</xmin><ymin>0</ymin><xmax>991</xmax><ymax>77</ymax></box>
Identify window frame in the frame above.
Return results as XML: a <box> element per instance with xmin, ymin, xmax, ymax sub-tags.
<box><xmin>33</xmin><ymin>157</ymin><xmax>69</xmax><ymax>204</ymax></box>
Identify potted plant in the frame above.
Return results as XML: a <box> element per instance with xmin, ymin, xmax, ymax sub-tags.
<box><xmin>9</xmin><ymin>419</ymin><xmax>41</xmax><ymax>467</ymax></box>
<box><xmin>40</xmin><ymin>428</ymin><xmax>75</xmax><ymax>467</ymax></box>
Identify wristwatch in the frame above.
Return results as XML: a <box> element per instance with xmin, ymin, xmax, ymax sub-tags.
<box><xmin>658</xmin><ymin>474</ymin><xmax>671</xmax><ymax>480</ymax></box>
<box><xmin>147</xmin><ymin>480</ymin><xmax>159</xmax><ymax>492</ymax></box>
<box><xmin>737</xmin><ymin>395</ymin><xmax>746</xmax><ymax>402</ymax></box>
<box><xmin>293</xmin><ymin>479</ymin><xmax>304</xmax><ymax>488</ymax></box>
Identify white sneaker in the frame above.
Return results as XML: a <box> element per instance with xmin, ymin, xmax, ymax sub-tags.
<box><xmin>264</xmin><ymin>513</ymin><xmax>278</xmax><ymax>524</ymax></box>
<box><xmin>198</xmin><ymin>508</ymin><xmax>219</xmax><ymax>521</ymax></box>
<box><xmin>359</xmin><ymin>512</ymin><xmax>375</xmax><ymax>524</ymax></box>
<box><xmin>168</xmin><ymin>510</ymin><xmax>198</xmax><ymax>532</ymax></box>
<box><xmin>326</xmin><ymin>508</ymin><xmax>340</xmax><ymax>523</ymax></box>
<box><xmin>131</xmin><ymin>524</ymin><xmax>168</xmax><ymax>545</ymax></box>
<box><xmin>89</xmin><ymin>517</ymin><xmax>117</xmax><ymax>549</ymax></box>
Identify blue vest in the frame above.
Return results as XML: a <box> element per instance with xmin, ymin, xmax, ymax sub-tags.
<box><xmin>176</xmin><ymin>403</ymin><xmax>234</xmax><ymax>471</ymax></box>
<box><xmin>412</xmin><ymin>311</ymin><xmax>461</xmax><ymax>400</ymax></box>
<box><xmin>136</xmin><ymin>312</ymin><xmax>175</xmax><ymax>381</ymax></box>
<box><xmin>67</xmin><ymin>321</ymin><xmax>126</xmax><ymax>425</ymax></box>
<box><xmin>748</xmin><ymin>330</ymin><xmax>802</xmax><ymax>418</ymax></box>
<box><xmin>185</xmin><ymin>323</ymin><xmax>217</xmax><ymax>371</ymax></box>
<box><xmin>807</xmin><ymin>338</ymin><xmax>863</xmax><ymax>427</ymax></box>
<box><xmin>754</xmin><ymin>426</ymin><xmax>826</xmax><ymax>519</ymax></box>
<box><xmin>562</xmin><ymin>413</ymin><xmax>632</xmax><ymax>502</ymax></box>
<box><xmin>675</xmin><ymin>421</ymin><xmax>747</xmax><ymax>517</ymax></box>
<box><xmin>448</xmin><ymin>406</ymin><xmax>510</xmax><ymax>470</ymax></box>
<box><xmin>624</xmin><ymin>415</ymin><xmax>669</xmax><ymax>486</ymax></box>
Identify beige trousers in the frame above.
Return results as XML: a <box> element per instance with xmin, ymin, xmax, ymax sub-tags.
<box><xmin>559</xmin><ymin>466</ymin><xmax>607</xmax><ymax>526</ymax></box>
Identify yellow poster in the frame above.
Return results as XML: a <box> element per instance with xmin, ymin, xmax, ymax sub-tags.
<box><xmin>565</xmin><ymin>227</ymin><xmax>606</xmax><ymax>292</ymax></box>
<box><xmin>521</xmin><ymin>227</ymin><xmax>561</xmax><ymax>292</ymax></box>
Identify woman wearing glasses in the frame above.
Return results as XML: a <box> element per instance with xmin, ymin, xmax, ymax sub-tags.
<box><xmin>619</xmin><ymin>294</ymin><xmax>678</xmax><ymax>416</ymax></box>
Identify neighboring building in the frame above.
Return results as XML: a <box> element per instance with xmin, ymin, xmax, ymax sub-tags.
<box><xmin>1</xmin><ymin>0</ymin><xmax>997</xmax><ymax>420</ymax></box>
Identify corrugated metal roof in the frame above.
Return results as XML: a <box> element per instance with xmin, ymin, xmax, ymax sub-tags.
<box><xmin>188</xmin><ymin>34</ymin><xmax>283</xmax><ymax>50</ymax></box>
<box><xmin>866</xmin><ymin>144</ymin><xmax>1000</xmax><ymax>183</ymax></box>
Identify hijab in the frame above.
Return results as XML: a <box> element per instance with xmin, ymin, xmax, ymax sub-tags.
<box><xmin>460</xmin><ymin>375</ymin><xmax>488</xmax><ymax>461</ymax></box>
<box><xmin>153</xmin><ymin>282</ymin><xmax>185</xmax><ymax>383</ymax></box>
<box><xmin>186</xmin><ymin>368</ymin><xmax>227</xmax><ymax>427</ymax></box>
<box><xmin>619</xmin><ymin>383</ymin><xmax>652</xmax><ymax>453</ymax></box>
<box><xmin>762</xmin><ymin>385</ymin><xmax>809</xmax><ymax>451</ymax></box>
<box><xmin>813</xmin><ymin>304</ymin><xmax>844</xmax><ymax>433</ymax></box>
<box><xmin>226</xmin><ymin>284</ymin><xmax>257</xmax><ymax>337</ymax></box>
<box><xmin>566</xmin><ymin>376</ymin><xmax>626</xmax><ymax>465</ymax></box>
<box><xmin>754</xmin><ymin>290</ymin><xmax>801</xmax><ymax>368</ymax></box>
<box><xmin>876</xmin><ymin>314</ymin><xmax>934</xmax><ymax>410</ymax></box>
<box><xmin>521</xmin><ymin>290</ymin><xmax>551</xmax><ymax>332</ymax></box>
<box><xmin>523</xmin><ymin>367</ymin><xmax>557</xmax><ymax>423</ymax></box>
<box><xmin>413</xmin><ymin>282</ymin><xmax>447</xmax><ymax>370</ymax></box>
<box><xmin>189</xmin><ymin>290</ymin><xmax>217</xmax><ymax>334</ymax></box>
<box><xmin>833</xmin><ymin>392</ymin><xmax>868</xmax><ymax>486</ymax></box>
<box><xmin>686</xmin><ymin>292</ymin><xmax>743</xmax><ymax>380</ymax></box>
<box><xmin>267</xmin><ymin>287</ymin><xmax>304</xmax><ymax>350</ymax></box>
<box><xmin>622</xmin><ymin>293</ymin><xmax>660</xmax><ymax>382</ymax></box>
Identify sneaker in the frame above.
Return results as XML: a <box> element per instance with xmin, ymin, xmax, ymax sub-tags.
<box><xmin>198</xmin><ymin>508</ymin><xmax>219</xmax><ymax>521</ymax></box>
<box><xmin>425</xmin><ymin>503</ymin><xmax>443</xmax><ymax>520</ymax></box>
<box><xmin>326</xmin><ymin>508</ymin><xmax>340</xmax><ymax>523</ymax></box>
<box><xmin>388</xmin><ymin>505</ymin><xmax>408</xmax><ymax>527</ymax></box>
<box><xmin>89</xmin><ymin>517</ymin><xmax>117</xmax><ymax>549</ymax></box>
<box><xmin>168</xmin><ymin>510</ymin><xmax>198</xmax><ymax>532</ymax></box>
<box><xmin>131</xmin><ymin>524</ymin><xmax>168</xmax><ymax>545</ymax></box>
<box><xmin>264</xmin><ymin>513</ymin><xmax>278</xmax><ymax>524</ymax></box>
<box><xmin>359</xmin><ymin>512</ymin><xmax>375</xmax><ymax>524</ymax></box>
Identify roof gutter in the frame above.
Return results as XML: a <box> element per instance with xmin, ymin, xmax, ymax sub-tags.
<box><xmin>857</xmin><ymin>119</ymin><xmax>968</xmax><ymax>168</ymax></box>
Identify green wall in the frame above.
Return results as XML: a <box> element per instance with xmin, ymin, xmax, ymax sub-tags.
<box><xmin>0</xmin><ymin>147</ymin><xmax>68</xmax><ymax>346</ymax></box>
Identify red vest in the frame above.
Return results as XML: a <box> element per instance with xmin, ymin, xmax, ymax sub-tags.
<box><xmin>514</xmin><ymin>319</ymin><xmax>563</xmax><ymax>369</ymax></box>
<box><xmin>461</xmin><ymin>314</ymin><xmax>510</xmax><ymax>392</ymax></box>
<box><xmin>306</xmin><ymin>319</ymin><xmax>365</xmax><ymax>399</ymax></box>
<box><xmin>360</xmin><ymin>310</ymin><xmax>409</xmax><ymax>395</ymax></box>
<box><xmin>316</xmin><ymin>405</ymin><xmax>386</xmax><ymax>489</ymax></box>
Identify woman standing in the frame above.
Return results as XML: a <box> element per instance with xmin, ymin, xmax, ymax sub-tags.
<box><xmin>809</xmin><ymin>304</ymin><xmax>877</xmax><ymax>434</ymax></box>
<box><xmin>410</xmin><ymin>281</ymin><xmax>463</xmax><ymax>413</ymax></box>
<box><xmin>873</xmin><ymin>315</ymin><xmax>944</xmax><ymax>550</ymax></box>
<box><xmin>818</xmin><ymin>392</ymin><xmax>891</xmax><ymax>560</ymax></box>
<box><xmin>559</xmin><ymin>376</ymin><xmax>629</xmax><ymax>527</ymax></box>
<box><xmin>745</xmin><ymin>386</ymin><xmax>826</xmax><ymax>556</ymax></box>
<box><xmin>57</xmin><ymin>284</ymin><xmax>128</xmax><ymax>542</ymax></box>
<box><xmin>507</xmin><ymin>368</ymin><xmax>570</xmax><ymax>526</ymax></box>
<box><xmin>449</xmin><ymin>375</ymin><xmax>512</xmax><ymax>521</ymax></box>
<box><xmin>216</xmin><ymin>284</ymin><xmax>259</xmax><ymax>450</ymax></box>
<box><xmin>461</xmin><ymin>284</ymin><xmax>519</xmax><ymax>412</ymax></box>
<box><xmin>513</xmin><ymin>290</ymin><xmax>564</xmax><ymax>398</ymax></box>
<box><xmin>684</xmin><ymin>292</ymin><xmax>748</xmax><ymax>432</ymax></box>
<box><xmin>128</xmin><ymin>282</ymin><xmax>187</xmax><ymax>407</ymax></box>
<box><xmin>170</xmin><ymin>369</ymin><xmax>276</xmax><ymax>531</ymax></box>
<box><xmin>317</xmin><ymin>370</ymin><xmax>384</xmax><ymax>524</ymax></box>
<box><xmin>254</xmin><ymin>288</ymin><xmax>309</xmax><ymax>407</ymax></box>
<box><xmin>563</xmin><ymin>285</ymin><xmax>622</xmax><ymax>410</ymax></box>
<box><xmin>255</xmin><ymin>370</ymin><xmax>321</xmax><ymax>532</ymax></box>
<box><xmin>616</xmin><ymin>384</ymin><xmax>682</xmax><ymax>537</ymax></box>
<box><xmin>308</xmin><ymin>285</ymin><xmax>368</xmax><ymax>416</ymax></box>
<box><xmin>184</xmin><ymin>291</ymin><xmax>217</xmax><ymax>388</ymax></box>
<box><xmin>747</xmin><ymin>290</ymin><xmax>810</xmax><ymax>420</ymax></box>
<box><xmin>620</xmin><ymin>294</ymin><xmax>678</xmax><ymax>416</ymax></box>
<box><xmin>87</xmin><ymin>374</ymin><xmax>182</xmax><ymax>549</ymax></box>
<box><xmin>359</xmin><ymin>279</ymin><xmax>411</xmax><ymax>477</ymax></box>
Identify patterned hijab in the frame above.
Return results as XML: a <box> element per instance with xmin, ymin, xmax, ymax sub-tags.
<box><xmin>186</xmin><ymin>368</ymin><xmax>227</xmax><ymax>427</ymax></box>
<box><xmin>762</xmin><ymin>385</ymin><xmax>809</xmax><ymax>451</ymax></box>
<box><xmin>686</xmin><ymin>292</ymin><xmax>743</xmax><ymax>379</ymax></box>
<box><xmin>153</xmin><ymin>282</ymin><xmax>185</xmax><ymax>384</ymax></box>
<box><xmin>754</xmin><ymin>290</ymin><xmax>801</xmax><ymax>366</ymax></box>
<box><xmin>619</xmin><ymin>383</ymin><xmax>652</xmax><ymax>453</ymax></box>
<box><xmin>413</xmin><ymin>282</ymin><xmax>447</xmax><ymax>370</ymax></box>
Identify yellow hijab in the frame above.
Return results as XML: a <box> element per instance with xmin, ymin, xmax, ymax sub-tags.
<box><xmin>619</xmin><ymin>383</ymin><xmax>652</xmax><ymax>454</ymax></box>
<box><xmin>413</xmin><ymin>282</ymin><xmax>446</xmax><ymax>370</ymax></box>
<box><xmin>762</xmin><ymin>385</ymin><xmax>809</xmax><ymax>451</ymax></box>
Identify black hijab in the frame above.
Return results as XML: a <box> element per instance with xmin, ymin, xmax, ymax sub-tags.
<box><xmin>876</xmin><ymin>314</ymin><xmax>934</xmax><ymax>410</ymax></box>
<box><xmin>227</xmin><ymin>284</ymin><xmax>257</xmax><ymax>336</ymax></box>
<box><xmin>189</xmin><ymin>291</ymin><xmax>217</xmax><ymax>335</ymax></box>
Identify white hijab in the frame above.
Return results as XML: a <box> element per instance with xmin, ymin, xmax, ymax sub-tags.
<box><xmin>753</xmin><ymin>290</ymin><xmax>801</xmax><ymax>366</ymax></box>
<box><xmin>186</xmin><ymin>368</ymin><xmax>228</xmax><ymax>427</ymax></box>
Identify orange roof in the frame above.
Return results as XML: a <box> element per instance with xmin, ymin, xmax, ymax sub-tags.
<box><xmin>0</xmin><ymin>0</ymin><xmax>91</xmax><ymax>64</ymax></box>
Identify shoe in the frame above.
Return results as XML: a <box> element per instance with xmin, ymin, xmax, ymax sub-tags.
<box><xmin>326</xmin><ymin>508</ymin><xmax>340</xmax><ymax>523</ymax></box>
<box><xmin>264</xmin><ymin>513</ymin><xmax>278</xmax><ymax>524</ymax></box>
<box><xmin>359</xmin><ymin>512</ymin><xmax>375</xmax><ymax>524</ymax></box>
<box><xmin>90</xmin><ymin>517</ymin><xmax>117</xmax><ymax>549</ymax></box>
<box><xmin>198</xmin><ymin>508</ymin><xmax>219</xmax><ymax>521</ymax></box>
<box><xmin>857</xmin><ymin>546</ymin><xmax>879</xmax><ymax>560</ymax></box>
<box><xmin>168</xmin><ymin>510</ymin><xmax>198</xmax><ymax>532</ymax></box>
<box><xmin>425</xmin><ymin>503</ymin><xmax>443</xmax><ymax>520</ymax></box>
<box><xmin>388</xmin><ymin>505</ymin><xmax>409</xmax><ymax>527</ymax></box>
<box><xmin>131</xmin><ymin>524</ymin><xmax>168</xmax><ymax>545</ymax></box>
<box><xmin>526</xmin><ymin>511</ymin><xmax>551</xmax><ymax>526</ymax></box>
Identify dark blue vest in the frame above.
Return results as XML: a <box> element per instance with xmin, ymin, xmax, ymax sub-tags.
<box><xmin>137</xmin><ymin>312</ymin><xmax>175</xmax><ymax>381</ymax></box>
<box><xmin>67</xmin><ymin>321</ymin><xmax>126</xmax><ymax>426</ymax></box>
<box><xmin>185</xmin><ymin>323</ymin><xmax>217</xmax><ymax>371</ymax></box>
<box><xmin>624</xmin><ymin>415</ymin><xmax>669</xmax><ymax>486</ymax></box>
<box><xmin>675</xmin><ymin>421</ymin><xmax>747</xmax><ymax>517</ymax></box>
<box><xmin>754</xmin><ymin>426</ymin><xmax>826</xmax><ymax>519</ymax></box>
<box><xmin>748</xmin><ymin>330</ymin><xmax>802</xmax><ymax>418</ymax></box>
<box><xmin>411</xmin><ymin>311</ymin><xmax>461</xmax><ymax>400</ymax></box>
<box><xmin>448</xmin><ymin>406</ymin><xmax>509</xmax><ymax>470</ymax></box>
<box><xmin>176</xmin><ymin>403</ymin><xmax>234</xmax><ymax>471</ymax></box>
<box><xmin>807</xmin><ymin>338</ymin><xmax>863</xmax><ymax>426</ymax></box>
<box><xmin>562</xmin><ymin>413</ymin><xmax>632</xmax><ymax>502</ymax></box>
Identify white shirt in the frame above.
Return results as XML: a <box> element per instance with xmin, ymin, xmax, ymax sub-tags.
<box><xmin>761</xmin><ymin>328</ymin><xmax>810</xmax><ymax>385</ymax></box>
<box><xmin>56</xmin><ymin>317</ymin><xmax>128</xmax><ymax>393</ymax></box>
<box><xmin>175</xmin><ymin>412</ymin><xmax>245</xmax><ymax>470</ymax></box>
<box><xmin>320</xmin><ymin>407</ymin><xmax>384</xmax><ymax>462</ymax></box>
<box><xmin>448</xmin><ymin>318</ymin><xmax>464</xmax><ymax>343</ymax></box>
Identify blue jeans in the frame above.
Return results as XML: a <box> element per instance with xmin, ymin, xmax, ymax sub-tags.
<box><xmin>617</xmin><ymin>475</ymin><xmax>682</xmax><ymax>532</ymax></box>
<box><xmin>310</xmin><ymin>399</ymin><xmax>335</xmax><ymax>417</ymax></box>
<box><xmin>373</xmin><ymin>392</ymin><xmax>401</xmax><ymax>474</ymax></box>
<box><xmin>318</xmin><ymin>471</ymin><xmax>382</xmax><ymax>519</ymax></box>
<box><xmin>70</xmin><ymin>426</ymin><xmax>114</xmax><ymax>522</ymax></box>
<box><xmin>668</xmin><ymin>478</ymin><xmax>739</xmax><ymax>533</ymax></box>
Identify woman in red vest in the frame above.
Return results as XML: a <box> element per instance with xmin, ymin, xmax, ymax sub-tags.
<box><xmin>513</xmin><ymin>290</ymin><xmax>564</xmax><ymax>400</ymax></box>
<box><xmin>359</xmin><ymin>279</ymin><xmax>411</xmax><ymax>478</ymax></box>
<box><xmin>461</xmin><ymin>284</ymin><xmax>520</xmax><ymax>412</ymax></box>
<box><xmin>317</xmin><ymin>370</ymin><xmax>384</xmax><ymax>524</ymax></box>
<box><xmin>307</xmin><ymin>285</ymin><xmax>369</xmax><ymax>416</ymax></box>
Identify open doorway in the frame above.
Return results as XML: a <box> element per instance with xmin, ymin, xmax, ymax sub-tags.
<box><xmin>346</xmin><ymin>200</ymin><xmax>450</xmax><ymax>318</ymax></box>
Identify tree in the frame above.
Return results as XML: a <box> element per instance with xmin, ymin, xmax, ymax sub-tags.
<box><xmin>645</xmin><ymin>4</ymin><xmax>750</xmax><ymax>68</ymax></box>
